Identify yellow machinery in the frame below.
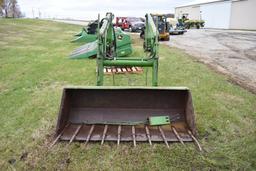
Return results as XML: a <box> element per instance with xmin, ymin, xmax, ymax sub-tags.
<box><xmin>151</xmin><ymin>14</ymin><xmax>170</xmax><ymax>41</ymax></box>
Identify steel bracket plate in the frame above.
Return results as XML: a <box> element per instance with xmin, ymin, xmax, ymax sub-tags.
<box><xmin>149</xmin><ymin>116</ymin><xmax>170</xmax><ymax>126</ymax></box>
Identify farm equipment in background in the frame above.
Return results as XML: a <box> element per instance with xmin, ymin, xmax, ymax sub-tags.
<box><xmin>126</xmin><ymin>17</ymin><xmax>145</xmax><ymax>32</ymax></box>
<box><xmin>184</xmin><ymin>20</ymin><xmax>205</xmax><ymax>29</ymax></box>
<box><xmin>167</xmin><ymin>18</ymin><xmax>187</xmax><ymax>35</ymax></box>
<box><xmin>115</xmin><ymin>17</ymin><xmax>145</xmax><ymax>32</ymax></box>
<box><xmin>140</xmin><ymin>14</ymin><xmax>170</xmax><ymax>41</ymax></box>
<box><xmin>115</xmin><ymin>17</ymin><xmax>130</xmax><ymax>30</ymax></box>
<box><xmin>51</xmin><ymin>13</ymin><xmax>201</xmax><ymax>150</ymax></box>
<box><xmin>179</xmin><ymin>15</ymin><xmax>204</xmax><ymax>29</ymax></box>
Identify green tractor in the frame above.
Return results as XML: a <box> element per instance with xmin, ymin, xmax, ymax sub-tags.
<box><xmin>140</xmin><ymin>14</ymin><xmax>170</xmax><ymax>41</ymax></box>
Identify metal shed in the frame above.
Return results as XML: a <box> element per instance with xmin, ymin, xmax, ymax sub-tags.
<box><xmin>175</xmin><ymin>0</ymin><xmax>256</xmax><ymax>30</ymax></box>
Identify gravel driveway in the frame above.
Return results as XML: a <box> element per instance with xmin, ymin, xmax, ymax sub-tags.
<box><xmin>165</xmin><ymin>29</ymin><xmax>256</xmax><ymax>93</ymax></box>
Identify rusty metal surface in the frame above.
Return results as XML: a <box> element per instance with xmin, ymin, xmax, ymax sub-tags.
<box><xmin>54</xmin><ymin>87</ymin><xmax>198</xmax><ymax>146</ymax></box>
<box><xmin>104</xmin><ymin>67</ymin><xmax>143</xmax><ymax>75</ymax></box>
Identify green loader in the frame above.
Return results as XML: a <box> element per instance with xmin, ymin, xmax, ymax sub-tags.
<box><xmin>51</xmin><ymin>13</ymin><xmax>201</xmax><ymax>150</ymax></box>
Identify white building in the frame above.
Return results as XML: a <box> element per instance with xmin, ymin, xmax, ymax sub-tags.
<box><xmin>175</xmin><ymin>0</ymin><xmax>256</xmax><ymax>30</ymax></box>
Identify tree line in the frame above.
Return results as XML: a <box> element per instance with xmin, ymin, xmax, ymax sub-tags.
<box><xmin>0</xmin><ymin>0</ymin><xmax>23</xmax><ymax>18</ymax></box>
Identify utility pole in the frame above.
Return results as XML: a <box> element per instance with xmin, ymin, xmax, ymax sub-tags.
<box><xmin>38</xmin><ymin>8</ymin><xmax>41</xmax><ymax>18</ymax></box>
<box><xmin>32</xmin><ymin>8</ymin><xmax>34</xmax><ymax>18</ymax></box>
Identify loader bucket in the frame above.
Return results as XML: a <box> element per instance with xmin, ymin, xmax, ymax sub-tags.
<box><xmin>53</xmin><ymin>87</ymin><xmax>198</xmax><ymax>147</ymax></box>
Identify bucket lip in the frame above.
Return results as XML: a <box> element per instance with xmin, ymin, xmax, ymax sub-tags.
<box><xmin>62</xmin><ymin>86</ymin><xmax>190</xmax><ymax>91</ymax></box>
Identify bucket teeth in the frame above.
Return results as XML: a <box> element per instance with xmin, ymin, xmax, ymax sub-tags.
<box><xmin>117</xmin><ymin>125</ymin><xmax>121</xmax><ymax>145</ymax></box>
<box><xmin>171</xmin><ymin>127</ymin><xmax>184</xmax><ymax>145</ymax></box>
<box><xmin>101</xmin><ymin>125</ymin><xmax>108</xmax><ymax>145</ymax></box>
<box><xmin>145</xmin><ymin>125</ymin><xmax>152</xmax><ymax>146</ymax></box>
<box><xmin>188</xmin><ymin>130</ymin><xmax>202</xmax><ymax>151</ymax></box>
<box><xmin>50</xmin><ymin>123</ymin><xmax>71</xmax><ymax>148</ymax></box>
<box><xmin>85</xmin><ymin>125</ymin><xmax>95</xmax><ymax>145</ymax></box>
<box><xmin>69</xmin><ymin>125</ymin><xmax>82</xmax><ymax>144</ymax></box>
<box><xmin>158</xmin><ymin>126</ymin><xmax>169</xmax><ymax>148</ymax></box>
<box><xmin>53</xmin><ymin>123</ymin><xmax>201</xmax><ymax>150</ymax></box>
<box><xmin>132</xmin><ymin>126</ymin><xmax>136</xmax><ymax>147</ymax></box>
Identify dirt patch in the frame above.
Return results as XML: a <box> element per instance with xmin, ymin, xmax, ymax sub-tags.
<box><xmin>165</xmin><ymin>29</ymin><xmax>256</xmax><ymax>94</ymax></box>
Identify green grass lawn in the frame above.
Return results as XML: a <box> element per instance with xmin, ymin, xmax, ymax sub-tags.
<box><xmin>0</xmin><ymin>19</ymin><xmax>256</xmax><ymax>170</ymax></box>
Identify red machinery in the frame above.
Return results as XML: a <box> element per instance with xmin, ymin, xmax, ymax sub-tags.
<box><xmin>115</xmin><ymin>17</ymin><xmax>130</xmax><ymax>30</ymax></box>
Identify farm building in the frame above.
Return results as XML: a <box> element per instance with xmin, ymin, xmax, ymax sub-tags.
<box><xmin>175</xmin><ymin>0</ymin><xmax>256</xmax><ymax>30</ymax></box>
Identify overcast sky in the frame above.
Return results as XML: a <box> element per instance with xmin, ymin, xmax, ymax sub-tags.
<box><xmin>18</xmin><ymin>0</ymin><xmax>195</xmax><ymax>20</ymax></box>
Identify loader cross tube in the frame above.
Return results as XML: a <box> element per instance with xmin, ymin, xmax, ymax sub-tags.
<box><xmin>96</xmin><ymin>13</ymin><xmax>159</xmax><ymax>86</ymax></box>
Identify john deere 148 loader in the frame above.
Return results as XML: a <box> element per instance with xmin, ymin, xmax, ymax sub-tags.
<box><xmin>51</xmin><ymin>13</ymin><xmax>201</xmax><ymax>150</ymax></box>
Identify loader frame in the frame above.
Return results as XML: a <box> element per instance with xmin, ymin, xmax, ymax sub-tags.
<box><xmin>96</xmin><ymin>13</ymin><xmax>159</xmax><ymax>86</ymax></box>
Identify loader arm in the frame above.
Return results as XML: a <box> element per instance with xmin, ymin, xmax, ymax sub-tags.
<box><xmin>144</xmin><ymin>13</ymin><xmax>158</xmax><ymax>57</ymax></box>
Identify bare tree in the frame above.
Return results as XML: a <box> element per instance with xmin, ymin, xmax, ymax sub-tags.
<box><xmin>0</xmin><ymin>10</ymin><xmax>2</xmax><ymax>17</ymax></box>
<box><xmin>10</xmin><ymin>0</ymin><xmax>17</xmax><ymax>18</ymax></box>
<box><xmin>0</xmin><ymin>0</ymin><xmax>22</xmax><ymax>18</ymax></box>
<box><xmin>0</xmin><ymin>0</ymin><xmax>3</xmax><ymax>14</ymax></box>
<box><xmin>1</xmin><ymin>0</ymin><xmax>11</xmax><ymax>18</ymax></box>
<box><xmin>13</xmin><ymin>1</ymin><xmax>22</xmax><ymax>18</ymax></box>
<box><xmin>0</xmin><ymin>0</ymin><xmax>3</xmax><ymax>16</ymax></box>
